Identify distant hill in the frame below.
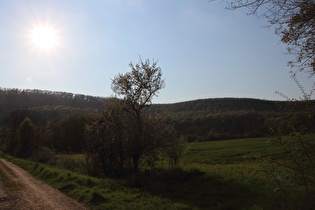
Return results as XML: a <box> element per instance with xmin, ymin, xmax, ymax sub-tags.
<box><xmin>0</xmin><ymin>88</ymin><xmax>105</xmax><ymax>109</ymax></box>
<box><xmin>148</xmin><ymin>98</ymin><xmax>307</xmax><ymax>119</ymax></box>
<box><xmin>2</xmin><ymin>88</ymin><xmax>296</xmax><ymax>115</ymax></box>
<box><xmin>1</xmin><ymin>88</ymin><xmax>313</xmax><ymax>141</ymax></box>
<box><xmin>1</xmin><ymin>88</ymin><xmax>309</xmax><ymax>122</ymax></box>
<box><xmin>0</xmin><ymin>88</ymin><xmax>105</xmax><ymax>126</ymax></box>
<box><xmin>148</xmin><ymin>98</ymin><xmax>313</xmax><ymax>141</ymax></box>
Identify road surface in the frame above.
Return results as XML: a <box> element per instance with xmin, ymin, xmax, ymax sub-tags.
<box><xmin>0</xmin><ymin>158</ymin><xmax>87</xmax><ymax>210</ymax></box>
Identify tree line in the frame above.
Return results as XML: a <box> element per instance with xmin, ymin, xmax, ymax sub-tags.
<box><xmin>1</xmin><ymin>88</ymin><xmax>314</xmax><ymax>159</ymax></box>
<box><xmin>2</xmin><ymin>102</ymin><xmax>312</xmax><ymax>157</ymax></box>
<box><xmin>170</xmin><ymin>110</ymin><xmax>314</xmax><ymax>142</ymax></box>
<box><xmin>0</xmin><ymin>88</ymin><xmax>104</xmax><ymax>126</ymax></box>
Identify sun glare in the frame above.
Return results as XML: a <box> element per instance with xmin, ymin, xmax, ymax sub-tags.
<box><xmin>30</xmin><ymin>25</ymin><xmax>59</xmax><ymax>51</ymax></box>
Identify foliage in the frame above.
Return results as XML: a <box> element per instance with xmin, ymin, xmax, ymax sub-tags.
<box><xmin>55</xmin><ymin>154</ymin><xmax>86</xmax><ymax>174</ymax></box>
<box><xmin>149</xmin><ymin>98</ymin><xmax>314</xmax><ymax>141</ymax></box>
<box><xmin>111</xmin><ymin>57</ymin><xmax>165</xmax><ymax>113</ymax></box>
<box><xmin>110</xmin><ymin>58</ymin><xmax>167</xmax><ymax>173</ymax></box>
<box><xmin>15</xmin><ymin>117</ymin><xmax>35</xmax><ymax>158</ymax></box>
<box><xmin>8</xmin><ymin>106</ymin><xmax>96</xmax><ymax>128</ymax></box>
<box><xmin>85</xmin><ymin>99</ymin><xmax>136</xmax><ymax>177</ymax></box>
<box><xmin>281</xmin><ymin>1</ymin><xmax>315</xmax><ymax>75</ymax></box>
<box><xmin>85</xmin><ymin>98</ymin><xmax>178</xmax><ymax>177</ymax></box>
<box><xmin>0</xmin><ymin>88</ymin><xmax>103</xmax><ymax>126</ymax></box>
<box><xmin>32</xmin><ymin>146</ymin><xmax>57</xmax><ymax>164</ymax></box>
<box><xmin>266</xmin><ymin>78</ymin><xmax>315</xmax><ymax>208</ymax></box>
<box><xmin>0</xmin><ymin>112</ymin><xmax>91</xmax><ymax>161</ymax></box>
<box><xmin>84</xmin><ymin>58</ymin><xmax>185</xmax><ymax>177</ymax></box>
<box><xmin>0</xmin><ymin>127</ymin><xmax>11</xmax><ymax>151</ymax></box>
<box><xmin>163</xmin><ymin>135</ymin><xmax>187</xmax><ymax>171</ymax></box>
<box><xmin>1</xmin><ymin>90</ymin><xmax>314</xmax><ymax>158</ymax></box>
<box><xmin>226</xmin><ymin>0</ymin><xmax>315</xmax><ymax>76</ymax></box>
<box><xmin>267</xmin><ymin>128</ymin><xmax>315</xmax><ymax>208</ymax></box>
<box><xmin>267</xmin><ymin>135</ymin><xmax>315</xmax><ymax>187</ymax></box>
<box><xmin>1</xmin><ymin>95</ymin><xmax>313</xmax><ymax>158</ymax></box>
<box><xmin>149</xmin><ymin>98</ymin><xmax>285</xmax><ymax>116</ymax></box>
<box><xmin>45</xmin><ymin>113</ymin><xmax>90</xmax><ymax>153</ymax></box>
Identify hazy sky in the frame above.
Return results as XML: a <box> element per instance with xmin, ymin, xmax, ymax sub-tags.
<box><xmin>1</xmin><ymin>0</ymin><xmax>314</xmax><ymax>103</ymax></box>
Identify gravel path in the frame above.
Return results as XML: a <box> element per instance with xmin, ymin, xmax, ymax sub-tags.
<box><xmin>0</xmin><ymin>158</ymin><xmax>87</xmax><ymax>210</ymax></box>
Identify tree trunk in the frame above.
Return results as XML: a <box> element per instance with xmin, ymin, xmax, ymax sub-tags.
<box><xmin>133</xmin><ymin>154</ymin><xmax>140</xmax><ymax>173</ymax></box>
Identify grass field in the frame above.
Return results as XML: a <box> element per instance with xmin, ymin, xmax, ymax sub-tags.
<box><xmin>0</xmin><ymin>136</ymin><xmax>306</xmax><ymax>209</ymax></box>
<box><xmin>182</xmin><ymin>137</ymin><xmax>269</xmax><ymax>164</ymax></box>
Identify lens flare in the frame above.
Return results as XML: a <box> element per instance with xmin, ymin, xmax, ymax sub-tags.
<box><xmin>31</xmin><ymin>25</ymin><xmax>57</xmax><ymax>49</ymax></box>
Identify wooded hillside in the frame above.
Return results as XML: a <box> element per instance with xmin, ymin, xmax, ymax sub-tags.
<box><xmin>0</xmin><ymin>88</ymin><xmax>104</xmax><ymax>126</ymax></box>
<box><xmin>1</xmin><ymin>87</ymin><xmax>313</xmax><ymax>144</ymax></box>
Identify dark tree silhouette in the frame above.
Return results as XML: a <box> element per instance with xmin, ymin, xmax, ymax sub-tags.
<box><xmin>16</xmin><ymin>117</ymin><xmax>35</xmax><ymax>158</ymax></box>
<box><xmin>111</xmin><ymin>57</ymin><xmax>165</xmax><ymax>172</ymax></box>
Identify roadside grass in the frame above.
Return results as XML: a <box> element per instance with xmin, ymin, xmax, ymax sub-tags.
<box><xmin>56</xmin><ymin>153</ymin><xmax>87</xmax><ymax>174</ymax></box>
<box><xmin>0</xmin><ymin>152</ymin><xmax>189</xmax><ymax>209</ymax></box>
<box><xmin>0</xmin><ymin>137</ymin><xmax>299</xmax><ymax>209</ymax></box>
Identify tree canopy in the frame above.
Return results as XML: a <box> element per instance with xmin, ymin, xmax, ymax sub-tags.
<box><xmin>111</xmin><ymin>57</ymin><xmax>165</xmax><ymax>118</ymax></box>
<box><xmin>110</xmin><ymin>58</ymin><xmax>167</xmax><ymax>172</ymax></box>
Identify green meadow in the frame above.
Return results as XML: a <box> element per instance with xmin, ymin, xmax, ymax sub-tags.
<box><xmin>182</xmin><ymin>137</ymin><xmax>269</xmax><ymax>163</ymax></box>
<box><xmin>0</xmin><ymin>137</ymin><xmax>302</xmax><ymax>209</ymax></box>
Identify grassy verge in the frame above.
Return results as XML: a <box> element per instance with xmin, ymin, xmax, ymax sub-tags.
<box><xmin>2</xmin><ymin>136</ymin><xmax>306</xmax><ymax>209</ymax></box>
<box><xmin>0</xmin><ymin>154</ymin><xmax>272</xmax><ymax>209</ymax></box>
<box><xmin>0</xmin><ymin>151</ymin><xmax>190</xmax><ymax>209</ymax></box>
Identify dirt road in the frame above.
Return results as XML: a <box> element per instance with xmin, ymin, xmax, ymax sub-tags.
<box><xmin>0</xmin><ymin>158</ymin><xmax>87</xmax><ymax>210</ymax></box>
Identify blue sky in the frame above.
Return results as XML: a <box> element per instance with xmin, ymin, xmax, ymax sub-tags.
<box><xmin>0</xmin><ymin>0</ymin><xmax>314</xmax><ymax>103</ymax></box>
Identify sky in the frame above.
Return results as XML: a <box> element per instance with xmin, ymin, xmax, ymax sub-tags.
<box><xmin>0</xmin><ymin>0</ymin><xmax>314</xmax><ymax>104</ymax></box>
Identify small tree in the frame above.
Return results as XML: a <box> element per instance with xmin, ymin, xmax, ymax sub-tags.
<box><xmin>16</xmin><ymin>117</ymin><xmax>35</xmax><ymax>158</ymax></box>
<box><xmin>85</xmin><ymin>99</ymin><xmax>135</xmax><ymax>177</ymax></box>
<box><xmin>111</xmin><ymin>57</ymin><xmax>165</xmax><ymax>172</ymax></box>
<box><xmin>85</xmin><ymin>58</ymin><xmax>181</xmax><ymax>177</ymax></box>
<box><xmin>85</xmin><ymin>98</ymin><xmax>177</xmax><ymax>177</ymax></box>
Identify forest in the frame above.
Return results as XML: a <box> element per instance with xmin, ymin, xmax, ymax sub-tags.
<box><xmin>1</xmin><ymin>87</ymin><xmax>314</xmax><ymax>154</ymax></box>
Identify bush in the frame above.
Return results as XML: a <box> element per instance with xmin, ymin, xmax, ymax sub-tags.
<box><xmin>31</xmin><ymin>146</ymin><xmax>56</xmax><ymax>164</ymax></box>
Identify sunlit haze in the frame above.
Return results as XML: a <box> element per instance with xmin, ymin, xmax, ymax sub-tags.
<box><xmin>0</xmin><ymin>0</ymin><xmax>314</xmax><ymax>103</ymax></box>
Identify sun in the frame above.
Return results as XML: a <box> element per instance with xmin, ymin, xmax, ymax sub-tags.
<box><xmin>31</xmin><ymin>25</ymin><xmax>59</xmax><ymax>51</ymax></box>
